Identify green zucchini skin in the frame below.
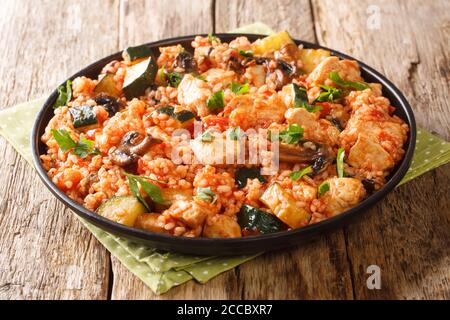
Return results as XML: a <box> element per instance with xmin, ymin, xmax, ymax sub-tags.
<box><xmin>69</xmin><ymin>105</ymin><xmax>98</xmax><ymax>128</ymax></box>
<box><xmin>237</xmin><ymin>204</ymin><xmax>286</xmax><ymax>235</ymax></box>
<box><xmin>123</xmin><ymin>45</ymin><xmax>153</xmax><ymax>62</ymax></box>
<box><xmin>235</xmin><ymin>167</ymin><xmax>266</xmax><ymax>189</ymax></box>
<box><xmin>156</xmin><ymin>106</ymin><xmax>195</xmax><ymax>123</ymax></box>
<box><xmin>122</xmin><ymin>58</ymin><xmax>158</xmax><ymax>100</ymax></box>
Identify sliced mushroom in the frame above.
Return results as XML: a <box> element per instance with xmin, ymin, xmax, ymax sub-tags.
<box><xmin>95</xmin><ymin>94</ymin><xmax>123</xmax><ymax>117</ymax></box>
<box><xmin>109</xmin><ymin>131</ymin><xmax>162</xmax><ymax>166</ymax></box>
<box><xmin>278</xmin><ymin>142</ymin><xmax>333</xmax><ymax>171</ymax></box>
<box><xmin>174</xmin><ymin>51</ymin><xmax>197</xmax><ymax>73</ymax></box>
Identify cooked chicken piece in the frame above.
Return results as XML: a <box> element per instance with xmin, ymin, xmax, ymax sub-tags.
<box><xmin>340</xmin><ymin>89</ymin><xmax>408</xmax><ymax>172</ymax></box>
<box><xmin>285</xmin><ymin>107</ymin><xmax>340</xmax><ymax>146</ymax></box>
<box><xmin>244</xmin><ymin>64</ymin><xmax>266</xmax><ymax>87</ymax></box>
<box><xmin>203</xmin><ymin>214</ymin><xmax>242</xmax><ymax>238</ymax></box>
<box><xmin>306</xmin><ymin>56</ymin><xmax>363</xmax><ymax>87</ymax></box>
<box><xmin>135</xmin><ymin>213</ymin><xmax>168</xmax><ymax>233</ymax></box>
<box><xmin>201</xmin><ymin>68</ymin><xmax>236</xmax><ymax>86</ymax></box>
<box><xmin>177</xmin><ymin>74</ymin><xmax>211</xmax><ymax>117</ymax></box>
<box><xmin>190</xmin><ymin>132</ymin><xmax>244</xmax><ymax>165</ymax></box>
<box><xmin>229</xmin><ymin>94</ymin><xmax>286</xmax><ymax>130</ymax></box>
<box><xmin>166</xmin><ymin>199</ymin><xmax>218</xmax><ymax>229</ymax></box>
<box><xmin>322</xmin><ymin>177</ymin><xmax>366</xmax><ymax>216</ymax></box>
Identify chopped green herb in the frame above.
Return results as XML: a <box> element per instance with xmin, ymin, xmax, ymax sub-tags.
<box><xmin>207</xmin><ymin>33</ymin><xmax>221</xmax><ymax>44</ymax></box>
<box><xmin>316</xmin><ymin>85</ymin><xmax>343</xmax><ymax>102</ymax></box>
<box><xmin>318</xmin><ymin>181</ymin><xmax>330</xmax><ymax>197</ymax></box>
<box><xmin>279</xmin><ymin>124</ymin><xmax>304</xmax><ymax>144</ymax></box>
<box><xmin>329</xmin><ymin>71</ymin><xmax>369</xmax><ymax>91</ymax></box>
<box><xmin>125</xmin><ymin>173</ymin><xmax>166</xmax><ymax>208</ymax></box>
<box><xmin>238</xmin><ymin>50</ymin><xmax>253</xmax><ymax>57</ymax></box>
<box><xmin>194</xmin><ymin>74</ymin><xmax>207</xmax><ymax>81</ymax></box>
<box><xmin>206</xmin><ymin>90</ymin><xmax>225</xmax><ymax>112</ymax></box>
<box><xmin>230</xmin><ymin>82</ymin><xmax>249</xmax><ymax>95</ymax></box>
<box><xmin>51</xmin><ymin>129</ymin><xmax>100</xmax><ymax>158</ymax></box>
<box><xmin>229</xmin><ymin>126</ymin><xmax>243</xmax><ymax>140</ymax></box>
<box><xmin>166</xmin><ymin>72</ymin><xmax>183</xmax><ymax>87</ymax></box>
<box><xmin>201</xmin><ymin>131</ymin><xmax>215</xmax><ymax>142</ymax></box>
<box><xmin>292</xmin><ymin>83</ymin><xmax>322</xmax><ymax>113</ymax></box>
<box><xmin>195</xmin><ymin>187</ymin><xmax>218</xmax><ymax>204</ymax></box>
<box><xmin>54</xmin><ymin>80</ymin><xmax>73</xmax><ymax>109</ymax></box>
<box><xmin>289</xmin><ymin>166</ymin><xmax>313</xmax><ymax>181</ymax></box>
<box><xmin>336</xmin><ymin>147</ymin><xmax>345</xmax><ymax>178</ymax></box>
<box><xmin>235</xmin><ymin>167</ymin><xmax>266</xmax><ymax>189</ymax></box>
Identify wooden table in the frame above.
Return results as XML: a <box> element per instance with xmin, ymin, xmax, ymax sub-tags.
<box><xmin>0</xmin><ymin>0</ymin><xmax>448</xmax><ymax>300</ymax></box>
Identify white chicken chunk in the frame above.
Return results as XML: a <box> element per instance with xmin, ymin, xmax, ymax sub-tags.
<box><xmin>166</xmin><ymin>199</ymin><xmax>218</xmax><ymax>229</ymax></box>
<box><xmin>228</xmin><ymin>94</ymin><xmax>287</xmax><ymax>130</ymax></box>
<box><xmin>190</xmin><ymin>133</ymin><xmax>244</xmax><ymax>165</ymax></box>
<box><xmin>285</xmin><ymin>107</ymin><xmax>340</xmax><ymax>146</ymax></box>
<box><xmin>322</xmin><ymin>177</ymin><xmax>366</xmax><ymax>216</ymax></box>
<box><xmin>340</xmin><ymin>90</ymin><xmax>408</xmax><ymax>172</ymax></box>
<box><xmin>177</xmin><ymin>74</ymin><xmax>211</xmax><ymax>117</ymax></box>
<box><xmin>203</xmin><ymin>214</ymin><xmax>242</xmax><ymax>238</ymax></box>
<box><xmin>306</xmin><ymin>56</ymin><xmax>363</xmax><ymax>87</ymax></box>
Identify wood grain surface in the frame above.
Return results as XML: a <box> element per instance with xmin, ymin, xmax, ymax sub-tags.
<box><xmin>0</xmin><ymin>0</ymin><xmax>448</xmax><ymax>300</ymax></box>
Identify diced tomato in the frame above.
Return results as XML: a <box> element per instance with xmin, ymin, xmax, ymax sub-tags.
<box><xmin>86</xmin><ymin>129</ymin><xmax>97</xmax><ymax>140</ymax></box>
<box><xmin>203</xmin><ymin>116</ymin><xmax>229</xmax><ymax>131</ymax></box>
<box><xmin>316</xmin><ymin>102</ymin><xmax>331</xmax><ymax>117</ymax></box>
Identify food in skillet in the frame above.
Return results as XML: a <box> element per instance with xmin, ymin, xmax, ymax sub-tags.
<box><xmin>40</xmin><ymin>31</ymin><xmax>409</xmax><ymax>238</ymax></box>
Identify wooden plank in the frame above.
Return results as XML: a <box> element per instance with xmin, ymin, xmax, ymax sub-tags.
<box><xmin>0</xmin><ymin>0</ymin><xmax>118</xmax><ymax>299</ymax></box>
<box><xmin>215</xmin><ymin>0</ymin><xmax>316</xmax><ymax>42</ymax></box>
<box><xmin>110</xmin><ymin>0</ymin><xmax>215</xmax><ymax>300</ymax></box>
<box><xmin>311</xmin><ymin>0</ymin><xmax>450</xmax><ymax>299</ymax></box>
<box><xmin>214</xmin><ymin>0</ymin><xmax>354</xmax><ymax>300</ymax></box>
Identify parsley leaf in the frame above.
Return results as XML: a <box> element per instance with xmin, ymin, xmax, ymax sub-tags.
<box><xmin>316</xmin><ymin>85</ymin><xmax>342</xmax><ymax>102</ymax></box>
<box><xmin>54</xmin><ymin>80</ymin><xmax>73</xmax><ymax>109</ymax></box>
<box><xmin>207</xmin><ymin>33</ymin><xmax>221</xmax><ymax>44</ymax></box>
<box><xmin>238</xmin><ymin>50</ymin><xmax>253</xmax><ymax>57</ymax></box>
<box><xmin>166</xmin><ymin>72</ymin><xmax>183</xmax><ymax>87</ymax></box>
<box><xmin>125</xmin><ymin>173</ymin><xmax>166</xmax><ymax>207</ymax></box>
<box><xmin>336</xmin><ymin>147</ymin><xmax>345</xmax><ymax>178</ymax></box>
<box><xmin>195</xmin><ymin>187</ymin><xmax>218</xmax><ymax>204</ymax></box>
<box><xmin>279</xmin><ymin>124</ymin><xmax>304</xmax><ymax>144</ymax></box>
<box><xmin>318</xmin><ymin>181</ymin><xmax>330</xmax><ymax>197</ymax></box>
<box><xmin>292</xmin><ymin>83</ymin><xmax>322</xmax><ymax>113</ymax></box>
<box><xmin>329</xmin><ymin>71</ymin><xmax>369</xmax><ymax>90</ymax></box>
<box><xmin>206</xmin><ymin>90</ymin><xmax>225</xmax><ymax>112</ymax></box>
<box><xmin>201</xmin><ymin>131</ymin><xmax>215</xmax><ymax>142</ymax></box>
<box><xmin>230</xmin><ymin>82</ymin><xmax>249</xmax><ymax>95</ymax></box>
<box><xmin>229</xmin><ymin>127</ymin><xmax>243</xmax><ymax>140</ymax></box>
<box><xmin>51</xmin><ymin>129</ymin><xmax>99</xmax><ymax>158</ymax></box>
<box><xmin>289</xmin><ymin>166</ymin><xmax>313</xmax><ymax>181</ymax></box>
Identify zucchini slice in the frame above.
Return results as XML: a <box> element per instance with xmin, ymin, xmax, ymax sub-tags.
<box><xmin>122</xmin><ymin>57</ymin><xmax>157</xmax><ymax>99</ymax></box>
<box><xmin>260</xmin><ymin>183</ymin><xmax>311</xmax><ymax>228</ymax></box>
<box><xmin>123</xmin><ymin>44</ymin><xmax>153</xmax><ymax>63</ymax></box>
<box><xmin>69</xmin><ymin>105</ymin><xmax>98</xmax><ymax>128</ymax></box>
<box><xmin>251</xmin><ymin>31</ymin><xmax>295</xmax><ymax>55</ymax></box>
<box><xmin>238</xmin><ymin>205</ymin><xmax>286</xmax><ymax>235</ymax></box>
<box><xmin>156</xmin><ymin>106</ymin><xmax>196</xmax><ymax>128</ymax></box>
<box><xmin>94</xmin><ymin>73</ymin><xmax>121</xmax><ymax>97</ymax></box>
<box><xmin>97</xmin><ymin>196</ymin><xmax>147</xmax><ymax>227</ymax></box>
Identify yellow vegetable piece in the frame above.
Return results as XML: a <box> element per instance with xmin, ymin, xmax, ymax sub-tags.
<box><xmin>260</xmin><ymin>183</ymin><xmax>311</xmax><ymax>228</ymax></box>
<box><xmin>299</xmin><ymin>48</ymin><xmax>331</xmax><ymax>74</ymax></box>
<box><xmin>97</xmin><ymin>196</ymin><xmax>147</xmax><ymax>227</ymax></box>
<box><xmin>251</xmin><ymin>31</ymin><xmax>295</xmax><ymax>55</ymax></box>
<box><xmin>94</xmin><ymin>73</ymin><xmax>121</xmax><ymax>97</ymax></box>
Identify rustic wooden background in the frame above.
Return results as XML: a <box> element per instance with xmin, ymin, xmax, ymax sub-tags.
<box><xmin>0</xmin><ymin>0</ymin><xmax>448</xmax><ymax>300</ymax></box>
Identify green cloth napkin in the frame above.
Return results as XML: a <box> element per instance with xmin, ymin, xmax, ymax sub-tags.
<box><xmin>1</xmin><ymin>23</ymin><xmax>449</xmax><ymax>295</ymax></box>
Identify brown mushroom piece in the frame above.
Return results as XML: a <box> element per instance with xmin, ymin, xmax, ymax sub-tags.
<box><xmin>278</xmin><ymin>142</ymin><xmax>334</xmax><ymax>174</ymax></box>
<box><xmin>109</xmin><ymin>131</ymin><xmax>162</xmax><ymax>166</ymax></box>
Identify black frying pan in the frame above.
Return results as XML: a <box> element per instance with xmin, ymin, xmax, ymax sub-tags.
<box><xmin>31</xmin><ymin>34</ymin><xmax>416</xmax><ymax>255</ymax></box>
